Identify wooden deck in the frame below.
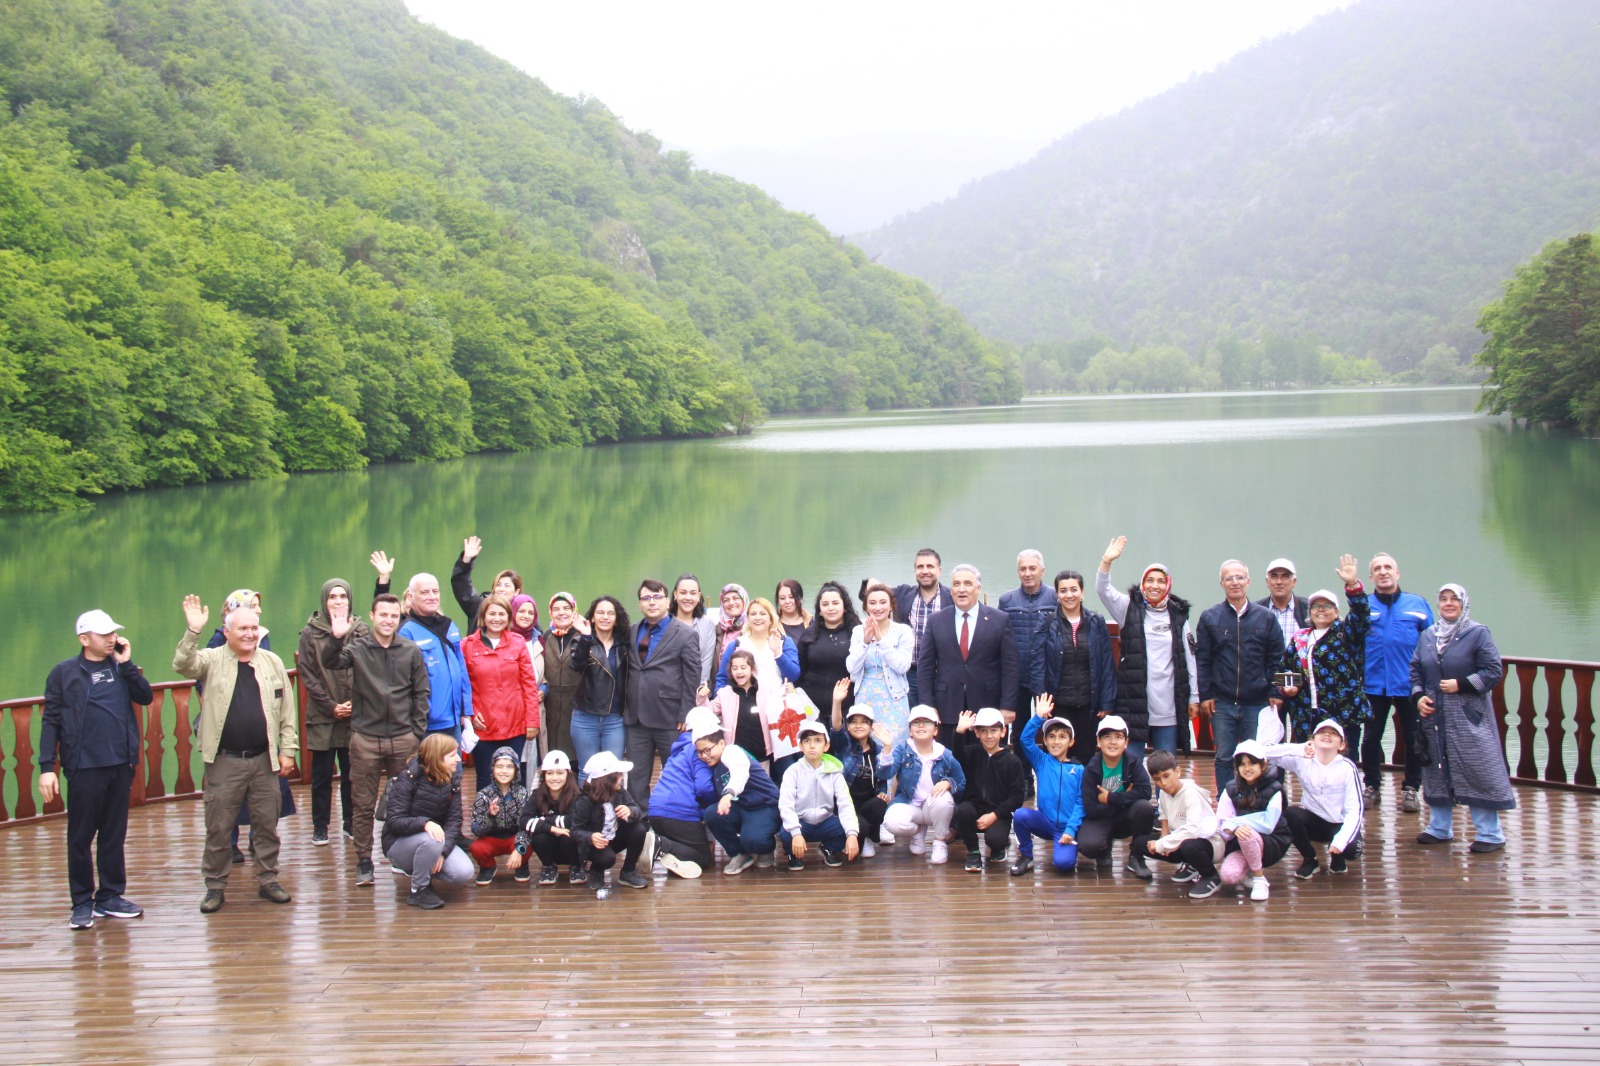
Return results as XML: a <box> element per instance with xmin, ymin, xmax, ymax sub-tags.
<box><xmin>2</xmin><ymin>760</ymin><xmax>1597</xmax><ymax>1066</ymax></box>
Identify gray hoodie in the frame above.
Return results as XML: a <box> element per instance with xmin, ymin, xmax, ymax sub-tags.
<box><xmin>778</xmin><ymin>753</ymin><xmax>859</xmax><ymax>836</ymax></box>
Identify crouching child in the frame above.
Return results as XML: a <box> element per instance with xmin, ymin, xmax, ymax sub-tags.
<box><xmin>1145</xmin><ymin>748</ymin><xmax>1226</xmax><ymax>899</ymax></box>
<box><xmin>952</xmin><ymin>708</ymin><xmax>1026</xmax><ymax>872</ymax></box>
<box><xmin>1077</xmin><ymin>715</ymin><xmax>1157</xmax><ymax>880</ymax></box>
<box><xmin>1217</xmin><ymin>739</ymin><xmax>1291</xmax><ymax>901</ymax></box>
<box><xmin>1011</xmin><ymin>697</ymin><xmax>1085</xmax><ymax>876</ymax></box>
<box><xmin>778</xmin><ymin>720</ymin><xmax>860</xmax><ymax>870</ymax></box>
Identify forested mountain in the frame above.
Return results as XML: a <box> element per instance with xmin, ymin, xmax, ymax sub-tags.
<box><xmin>855</xmin><ymin>0</ymin><xmax>1600</xmax><ymax>371</ymax></box>
<box><xmin>0</xmin><ymin>0</ymin><xmax>1017</xmax><ymax>510</ymax></box>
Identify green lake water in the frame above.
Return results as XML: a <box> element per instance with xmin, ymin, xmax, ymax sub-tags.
<box><xmin>4</xmin><ymin>386</ymin><xmax>1597</xmax><ymax>701</ymax></box>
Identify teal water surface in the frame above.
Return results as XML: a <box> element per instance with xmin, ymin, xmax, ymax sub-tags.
<box><xmin>4</xmin><ymin>386</ymin><xmax>1596</xmax><ymax>699</ymax></box>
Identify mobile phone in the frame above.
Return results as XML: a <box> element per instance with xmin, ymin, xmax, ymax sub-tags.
<box><xmin>114</xmin><ymin>639</ymin><xmax>128</xmax><ymax>654</ymax></box>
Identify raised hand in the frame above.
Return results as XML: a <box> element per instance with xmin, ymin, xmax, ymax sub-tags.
<box><xmin>572</xmin><ymin>616</ymin><xmax>592</xmax><ymax>637</ymax></box>
<box><xmin>369</xmin><ymin>550</ymin><xmax>396</xmax><ymax>582</ymax></box>
<box><xmin>1032</xmin><ymin>693</ymin><xmax>1054</xmax><ymax>719</ymax></box>
<box><xmin>1337</xmin><ymin>553</ymin><xmax>1359</xmax><ymax>586</ymax></box>
<box><xmin>331</xmin><ymin>613</ymin><xmax>353</xmax><ymax>639</ymax></box>
<box><xmin>463</xmin><ymin>536</ymin><xmax>483</xmax><ymax>563</ymax></box>
<box><xmin>956</xmin><ymin>710</ymin><xmax>977</xmax><ymax>734</ymax></box>
<box><xmin>1102</xmin><ymin>536</ymin><xmax>1127</xmax><ymax>568</ymax></box>
<box><xmin>182</xmin><ymin>595</ymin><xmax>209</xmax><ymax>633</ymax></box>
<box><xmin>832</xmin><ymin>677</ymin><xmax>852</xmax><ymax>701</ymax></box>
<box><xmin>871</xmin><ymin>722</ymin><xmax>894</xmax><ymax>746</ymax></box>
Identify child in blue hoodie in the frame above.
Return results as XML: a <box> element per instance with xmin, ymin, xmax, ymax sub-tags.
<box><xmin>693</xmin><ymin>718</ymin><xmax>782</xmax><ymax>875</ymax></box>
<box><xmin>642</xmin><ymin>707</ymin><xmax>720</xmax><ymax>879</ymax></box>
<box><xmin>1011</xmin><ymin>696</ymin><xmax>1086</xmax><ymax>876</ymax></box>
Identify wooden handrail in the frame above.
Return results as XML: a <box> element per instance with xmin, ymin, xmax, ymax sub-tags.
<box><xmin>3</xmin><ymin>653</ymin><xmax>1595</xmax><ymax>827</ymax></box>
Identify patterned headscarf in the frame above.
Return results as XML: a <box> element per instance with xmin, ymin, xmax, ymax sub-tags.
<box><xmin>1433</xmin><ymin>583</ymin><xmax>1475</xmax><ymax>654</ymax></box>
<box><xmin>1139</xmin><ymin>565</ymin><xmax>1171</xmax><ymax>609</ymax></box>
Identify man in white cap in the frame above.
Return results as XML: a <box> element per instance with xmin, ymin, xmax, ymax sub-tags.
<box><xmin>1256</xmin><ymin>558</ymin><xmax>1309</xmax><ymax>648</ymax></box>
<box><xmin>41</xmin><ymin>610</ymin><xmax>154</xmax><ymax>930</ymax></box>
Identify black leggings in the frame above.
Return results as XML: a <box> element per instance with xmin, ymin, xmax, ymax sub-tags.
<box><xmin>1076</xmin><ymin>799</ymin><xmax>1157</xmax><ymax>859</ymax></box>
<box><xmin>953</xmin><ymin>802</ymin><xmax>1013</xmax><ymax>855</ymax></box>
<box><xmin>648</xmin><ymin>815</ymin><xmax>713</xmax><ymax>868</ymax></box>
<box><xmin>851</xmin><ymin>794</ymin><xmax>888</xmax><ymax>842</ymax></box>
<box><xmin>1285</xmin><ymin>806</ymin><xmax>1358</xmax><ymax>860</ymax></box>
<box><xmin>578</xmin><ymin>819</ymin><xmax>648</xmax><ymax>881</ymax></box>
<box><xmin>530</xmin><ymin>828</ymin><xmax>580</xmax><ymax>869</ymax></box>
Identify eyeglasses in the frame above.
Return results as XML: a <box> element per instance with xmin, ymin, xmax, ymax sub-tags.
<box><xmin>639</xmin><ymin>593</ymin><xmax>667</xmax><ymax>602</ymax></box>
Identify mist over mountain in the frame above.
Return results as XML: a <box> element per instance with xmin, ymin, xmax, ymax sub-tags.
<box><xmin>854</xmin><ymin>0</ymin><xmax>1600</xmax><ymax>368</ymax></box>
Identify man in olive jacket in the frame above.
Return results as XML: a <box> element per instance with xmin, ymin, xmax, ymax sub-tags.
<box><xmin>174</xmin><ymin>595</ymin><xmax>297</xmax><ymax>913</ymax></box>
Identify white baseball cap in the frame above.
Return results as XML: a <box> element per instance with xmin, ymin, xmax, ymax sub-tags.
<box><xmin>540</xmin><ymin>750</ymin><xmax>571</xmax><ymax>772</ymax></box>
<box><xmin>1097</xmin><ymin>715</ymin><xmax>1130</xmax><ymax>735</ymax></box>
<box><xmin>797</xmin><ymin>719</ymin><xmax>830</xmax><ymax>740</ymax></box>
<box><xmin>1041</xmin><ymin>717</ymin><xmax>1075</xmax><ymax>736</ymax></box>
<box><xmin>1312</xmin><ymin>719</ymin><xmax>1346</xmax><ymax>740</ymax></box>
<box><xmin>1233</xmin><ymin>738</ymin><xmax>1269</xmax><ymax>762</ymax></box>
<box><xmin>908</xmin><ymin>706</ymin><xmax>939</xmax><ymax>725</ymax></box>
<box><xmin>689</xmin><ymin>713</ymin><xmax>725</xmax><ymax>742</ymax></box>
<box><xmin>972</xmin><ymin>708</ymin><xmax>1006</xmax><ymax>729</ymax></box>
<box><xmin>76</xmin><ymin>610</ymin><xmax>124</xmax><ymax>636</ymax></box>
<box><xmin>582</xmin><ymin>751</ymin><xmax>634</xmax><ymax>779</ymax></box>
<box><xmin>844</xmin><ymin>704</ymin><xmax>876</xmax><ymax>722</ymax></box>
<box><xmin>1308</xmin><ymin>589</ymin><xmax>1339</xmax><ymax>607</ymax></box>
<box><xmin>1267</xmin><ymin>558</ymin><xmax>1297</xmax><ymax>575</ymax></box>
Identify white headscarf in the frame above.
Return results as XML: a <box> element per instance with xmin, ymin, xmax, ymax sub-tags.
<box><xmin>1433</xmin><ymin>583</ymin><xmax>1474</xmax><ymax>654</ymax></box>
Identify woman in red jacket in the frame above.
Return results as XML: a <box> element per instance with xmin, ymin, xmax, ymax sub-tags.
<box><xmin>463</xmin><ymin>596</ymin><xmax>541</xmax><ymax>795</ymax></box>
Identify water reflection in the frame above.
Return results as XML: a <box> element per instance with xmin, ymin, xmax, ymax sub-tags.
<box><xmin>1482</xmin><ymin>423</ymin><xmax>1600</xmax><ymax>614</ymax></box>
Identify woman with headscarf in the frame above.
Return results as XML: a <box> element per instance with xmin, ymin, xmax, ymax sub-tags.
<box><xmin>712</xmin><ymin>584</ymin><xmax>748</xmax><ymax>675</ymax></box>
<box><xmin>1410</xmin><ymin>584</ymin><xmax>1513</xmax><ymax>853</ymax></box>
<box><xmin>297</xmin><ymin>578</ymin><xmax>369</xmax><ymax>845</ymax></box>
<box><xmin>1095</xmin><ymin>537</ymin><xmax>1200</xmax><ymax>768</ymax></box>
<box><xmin>541</xmin><ymin>592</ymin><xmax>583</xmax><ymax>762</ymax></box>
<box><xmin>1275</xmin><ymin>554</ymin><xmax>1369</xmax><ymax>743</ymax></box>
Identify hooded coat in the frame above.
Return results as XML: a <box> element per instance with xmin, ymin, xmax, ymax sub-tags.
<box><xmin>297</xmin><ymin>578</ymin><xmax>370</xmax><ymax>751</ymax></box>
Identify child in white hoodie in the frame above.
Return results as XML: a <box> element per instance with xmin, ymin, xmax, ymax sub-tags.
<box><xmin>778</xmin><ymin>720</ymin><xmax>860</xmax><ymax>870</ymax></box>
<box><xmin>1144</xmin><ymin>749</ymin><xmax>1226</xmax><ymax>899</ymax></box>
<box><xmin>1262</xmin><ymin>719</ymin><xmax>1364</xmax><ymax>878</ymax></box>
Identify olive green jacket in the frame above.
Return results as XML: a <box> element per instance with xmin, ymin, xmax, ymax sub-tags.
<box><xmin>173</xmin><ymin>628</ymin><xmax>298</xmax><ymax>765</ymax></box>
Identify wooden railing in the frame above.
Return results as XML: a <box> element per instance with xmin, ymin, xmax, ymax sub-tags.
<box><xmin>2</xmin><ymin>654</ymin><xmax>1595</xmax><ymax>827</ymax></box>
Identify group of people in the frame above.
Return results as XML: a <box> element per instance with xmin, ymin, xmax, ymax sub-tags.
<box><xmin>38</xmin><ymin>538</ymin><xmax>1515</xmax><ymax>926</ymax></box>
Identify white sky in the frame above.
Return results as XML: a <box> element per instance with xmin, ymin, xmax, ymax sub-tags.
<box><xmin>403</xmin><ymin>0</ymin><xmax>1354</xmax><ymax>229</ymax></box>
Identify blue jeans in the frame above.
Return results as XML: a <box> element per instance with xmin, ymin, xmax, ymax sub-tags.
<box><xmin>1149</xmin><ymin>725</ymin><xmax>1177</xmax><ymax>753</ymax></box>
<box><xmin>1013</xmin><ymin>807</ymin><xmax>1078</xmax><ymax>870</ymax></box>
<box><xmin>570</xmin><ymin>711</ymin><xmax>625</xmax><ymax>782</ymax></box>
<box><xmin>1210</xmin><ymin>698</ymin><xmax>1248</xmax><ymax>792</ymax></box>
<box><xmin>1125</xmin><ymin>740</ymin><xmax>1146</xmax><ymax>770</ymax></box>
<box><xmin>702</xmin><ymin>801</ymin><xmax>780</xmax><ymax>859</ymax></box>
<box><xmin>779</xmin><ymin>815</ymin><xmax>849</xmax><ymax>856</ymax></box>
<box><xmin>1426</xmin><ymin>803</ymin><xmax>1505</xmax><ymax>845</ymax></box>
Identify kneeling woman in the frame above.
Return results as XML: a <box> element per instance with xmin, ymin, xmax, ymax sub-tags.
<box><xmin>1217</xmin><ymin>739</ymin><xmax>1292</xmax><ymax>901</ymax></box>
<box><xmin>570</xmin><ymin>752</ymin><xmax>650</xmax><ymax>899</ymax></box>
<box><xmin>383</xmin><ymin>734</ymin><xmax>475</xmax><ymax>910</ymax></box>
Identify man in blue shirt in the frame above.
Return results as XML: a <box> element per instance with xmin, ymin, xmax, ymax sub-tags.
<box><xmin>1359</xmin><ymin>553</ymin><xmax>1433</xmax><ymax>812</ymax></box>
<box><xmin>40</xmin><ymin>610</ymin><xmax>154</xmax><ymax>930</ymax></box>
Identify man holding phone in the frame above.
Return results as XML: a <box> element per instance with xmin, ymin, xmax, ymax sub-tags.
<box><xmin>41</xmin><ymin>610</ymin><xmax>154</xmax><ymax>930</ymax></box>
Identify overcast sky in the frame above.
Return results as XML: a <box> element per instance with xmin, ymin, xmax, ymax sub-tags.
<box><xmin>403</xmin><ymin>0</ymin><xmax>1354</xmax><ymax>232</ymax></box>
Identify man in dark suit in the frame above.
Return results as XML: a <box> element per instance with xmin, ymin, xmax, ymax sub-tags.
<box><xmin>1256</xmin><ymin>557</ymin><xmax>1310</xmax><ymax>649</ymax></box>
<box><xmin>625</xmin><ymin>578</ymin><xmax>703</xmax><ymax>813</ymax></box>
<box><xmin>893</xmin><ymin>547</ymin><xmax>953</xmax><ymax>706</ymax></box>
<box><xmin>916</xmin><ymin>564</ymin><xmax>1019</xmax><ymax>747</ymax></box>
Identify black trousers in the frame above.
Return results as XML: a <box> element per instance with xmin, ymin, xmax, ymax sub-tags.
<box><xmin>530</xmin><ymin>828</ymin><xmax>580</xmax><ymax>868</ymax></box>
<box><xmin>1355</xmin><ymin>694</ymin><xmax>1422</xmax><ymax>790</ymax></box>
<box><xmin>310</xmin><ymin>746</ymin><xmax>351</xmax><ymax>833</ymax></box>
<box><xmin>578</xmin><ymin>819</ymin><xmax>648</xmax><ymax>881</ymax></box>
<box><xmin>648</xmin><ymin>815</ymin><xmax>714</xmax><ymax>868</ymax></box>
<box><xmin>1285</xmin><ymin>806</ymin><xmax>1358</xmax><ymax>859</ymax></box>
<box><xmin>1150</xmin><ymin>837</ymin><xmax>1218</xmax><ymax>878</ymax></box>
<box><xmin>1076</xmin><ymin>798</ymin><xmax>1157</xmax><ymax>859</ymax></box>
<box><xmin>850</xmin><ymin>795</ymin><xmax>888</xmax><ymax>842</ymax></box>
<box><xmin>953</xmin><ymin>801</ymin><xmax>1013</xmax><ymax>856</ymax></box>
<box><xmin>65</xmin><ymin>763</ymin><xmax>135</xmax><ymax>908</ymax></box>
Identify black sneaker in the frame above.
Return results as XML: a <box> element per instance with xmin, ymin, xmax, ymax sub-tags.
<box><xmin>1416</xmin><ymin>831</ymin><xmax>1452</xmax><ymax>845</ymax></box>
<box><xmin>964</xmin><ymin>853</ymin><xmax>985</xmax><ymax>873</ymax></box>
<box><xmin>1469</xmin><ymin>839</ymin><xmax>1506</xmax><ymax>854</ymax></box>
<box><xmin>93</xmin><ymin>895</ymin><xmax>144</xmax><ymax>919</ymax></box>
<box><xmin>1329</xmin><ymin>852</ymin><xmax>1348</xmax><ymax>874</ymax></box>
<box><xmin>355</xmin><ymin>859</ymin><xmax>375</xmax><ymax>886</ymax></box>
<box><xmin>538</xmin><ymin>865</ymin><xmax>559</xmax><ymax>885</ymax></box>
<box><xmin>569</xmin><ymin>861</ymin><xmax>588</xmax><ymax>885</ymax></box>
<box><xmin>786</xmin><ymin>854</ymin><xmax>805</xmax><ymax>872</ymax></box>
<box><xmin>1293</xmin><ymin>857</ymin><xmax>1319</xmax><ymax>880</ymax></box>
<box><xmin>513</xmin><ymin>863</ymin><xmax>532</xmax><ymax>883</ymax></box>
<box><xmin>1170</xmin><ymin>863</ymin><xmax>1201</xmax><ymax>885</ymax></box>
<box><xmin>70</xmin><ymin>903</ymin><xmax>95</xmax><ymax>930</ymax></box>
<box><xmin>311</xmin><ymin>827</ymin><xmax>329</xmax><ymax>846</ymax></box>
<box><xmin>475</xmin><ymin>865</ymin><xmax>494</xmax><ymax>886</ymax></box>
<box><xmin>341</xmin><ymin>825</ymin><xmax>354</xmax><ymax>841</ymax></box>
<box><xmin>1095</xmin><ymin>853</ymin><xmax>1112</xmax><ymax>871</ymax></box>
<box><xmin>1188</xmin><ymin>875</ymin><xmax>1222</xmax><ymax>899</ymax></box>
<box><xmin>617</xmin><ymin>870</ymin><xmax>648</xmax><ymax>889</ymax></box>
<box><xmin>407</xmin><ymin>887</ymin><xmax>445</xmax><ymax>910</ymax></box>
<box><xmin>1124</xmin><ymin>854</ymin><xmax>1154</xmax><ymax>881</ymax></box>
<box><xmin>1009</xmin><ymin>856</ymin><xmax>1034</xmax><ymax>877</ymax></box>
<box><xmin>821</xmin><ymin>848</ymin><xmax>844</xmax><ymax>868</ymax></box>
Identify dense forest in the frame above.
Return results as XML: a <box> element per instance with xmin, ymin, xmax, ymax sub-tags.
<box><xmin>1476</xmin><ymin>232</ymin><xmax>1600</xmax><ymax>435</ymax></box>
<box><xmin>0</xmin><ymin>0</ymin><xmax>1017</xmax><ymax>511</ymax></box>
<box><xmin>856</xmin><ymin>0</ymin><xmax>1600</xmax><ymax>373</ymax></box>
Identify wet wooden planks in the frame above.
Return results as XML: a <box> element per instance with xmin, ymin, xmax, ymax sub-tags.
<box><xmin>1</xmin><ymin>761</ymin><xmax>1597</xmax><ymax>1065</ymax></box>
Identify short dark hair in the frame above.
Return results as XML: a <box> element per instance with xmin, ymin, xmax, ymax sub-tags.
<box><xmin>696</xmin><ymin>730</ymin><xmax>725</xmax><ymax>748</ymax></box>
<box><xmin>1145</xmin><ymin>749</ymin><xmax>1179</xmax><ymax>776</ymax></box>
<box><xmin>372</xmin><ymin>592</ymin><xmax>401</xmax><ymax>611</ymax></box>
<box><xmin>1054</xmin><ymin>569</ymin><xmax>1086</xmax><ymax>592</ymax></box>
<box><xmin>915</xmin><ymin>548</ymin><xmax>942</xmax><ymax>565</ymax></box>
<box><xmin>727</xmin><ymin>648</ymin><xmax>757</xmax><ymax>681</ymax></box>
<box><xmin>638</xmin><ymin>578</ymin><xmax>668</xmax><ymax>598</ymax></box>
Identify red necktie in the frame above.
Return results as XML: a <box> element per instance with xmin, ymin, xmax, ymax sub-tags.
<box><xmin>960</xmin><ymin>612</ymin><xmax>970</xmax><ymax>661</ymax></box>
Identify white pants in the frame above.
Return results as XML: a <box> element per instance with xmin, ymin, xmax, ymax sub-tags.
<box><xmin>884</xmin><ymin>793</ymin><xmax>955</xmax><ymax>839</ymax></box>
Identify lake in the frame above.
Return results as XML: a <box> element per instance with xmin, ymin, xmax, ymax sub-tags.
<box><xmin>4</xmin><ymin>386</ymin><xmax>1596</xmax><ymax>698</ymax></box>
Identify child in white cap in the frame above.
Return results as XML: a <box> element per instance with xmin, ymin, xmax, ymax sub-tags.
<box><xmin>778</xmin><ymin>720</ymin><xmax>860</xmax><ymax>870</ymax></box>
<box><xmin>951</xmin><ymin>707</ymin><xmax>1026</xmax><ymax>872</ymax></box>
<box><xmin>569</xmin><ymin>751</ymin><xmax>648</xmax><ymax>898</ymax></box>
<box><xmin>1262</xmin><ymin>719</ymin><xmax>1365</xmax><ymax>878</ymax></box>
<box><xmin>879</xmin><ymin>706</ymin><xmax>966</xmax><ymax>865</ymax></box>
<box><xmin>520</xmin><ymin>750</ymin><xmax>582</xmax><ymax>885</ymax></box>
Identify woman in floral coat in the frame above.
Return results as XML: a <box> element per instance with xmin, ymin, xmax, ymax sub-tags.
<box><xmin>1275</xmin><ymin>555</ymin><xmax>1369</xmax><ymax>741</ymax></box>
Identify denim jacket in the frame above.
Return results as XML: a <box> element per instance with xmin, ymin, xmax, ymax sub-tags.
<box><xmin>877</xmin><ymin>739</ymin><xmax>966</xmax><ymax>805</ymax></box>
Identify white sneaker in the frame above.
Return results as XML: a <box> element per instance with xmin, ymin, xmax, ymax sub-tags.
<box><xmin>660</xmin><ymin>852</ymin><xmax>703</xmax><ymax>879</ymax></box>
<box><xmin>1250</xmin><ymin>876</ymin><xmax>1270</xmax><ymax>902</ymax></box>
<box><xmin>724</xmin><ymin>853</ymin><xmax>756</xmax><ymax>875</ymax></box>
<box><xmin>861</xmin><ymin>838</ymin><xmax>877</xmax><ymax>858</ymax></box>
<box><xmin>909</xmin><ymin>827</ymin><xmax>928</xmax><ymax>855</ymax></box>
<box><xmin>755</xmin><ymin>850</ymin><xmax>776</xmax><ymax>869</ymax></box>
<box><xmin>929</xmin><ymin>840</ymin><xmax>949</xmax><ymax>865</ymax></box>
<box><xmin>879</xmin><ymin>827</ymin><xmax>897</xmax><ymax>845</ymax></box>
